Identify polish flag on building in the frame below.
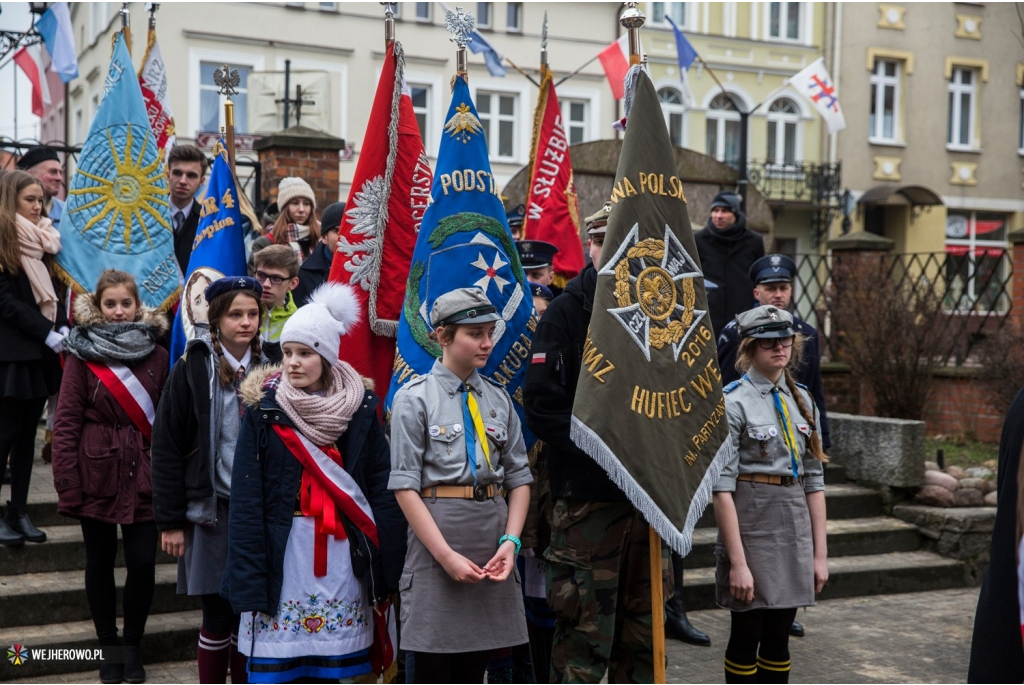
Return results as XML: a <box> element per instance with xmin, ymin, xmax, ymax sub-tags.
<box><xmin>522</xmin><ymin>65</ymin><xmax>585</xmax><ymax>283</ymax></box>
<box><xmin>138</xmin><ymin>27</ymin><xmax>176</xmax><ymax>156</ymax></box>
<box><xmin>13</xmin><ymin>44</ymin><xmax>52</xmax><ymax>117</ymax></box>
<box><xmin>328</xmin><ymin>41</ymin><xmax>432</xmax><ymax>403</ymax></box>
<box><xmin>598</xmin><ymin>35</ymin><xmax>631</xmax><ymax>100</ymax></box>
<box><xmin>788</xmin><ymin>57</ymin><xmax>847</xmax><ymax>134</ymax></box>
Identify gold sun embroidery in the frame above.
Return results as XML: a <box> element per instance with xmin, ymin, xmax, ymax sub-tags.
<box><xmin>69</xmin><ymin>124</ymin><xmax>170</xmax><ymax>253</ymax></box>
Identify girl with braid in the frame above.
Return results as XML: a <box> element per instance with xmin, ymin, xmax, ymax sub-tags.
<box><xmin>712</xmin><ymin>305</ymin><xmax>829</xmax><ymax>684</ymax></box>
<box><xmin>152</xmin><ymin>277</ymin><xmax>267</xmax><ymax>684</ymax></box>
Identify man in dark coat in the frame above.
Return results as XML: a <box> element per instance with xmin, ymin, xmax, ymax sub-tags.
<box><xmin>968</xmin><ymin>385</ymin><xmax>1024</xmax><ymax>683</ymax></box>
<box><xmin>694</xmin><ymin>191</ymin><xmax>765</xmax><ymax>336</ymax></box>
<box><xmin>166</xmin><ymin>145</ymin><xmax>207</xmax><ymax>274</ymax></box>
<box><xmin>292</xmin><ymin>202</ymin><xmax>343</xmax><ymax>306</ymax></box>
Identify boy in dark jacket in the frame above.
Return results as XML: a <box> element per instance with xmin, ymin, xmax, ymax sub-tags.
<box><xmin>293</xmin><ymin>201</ymin><xmax>344</xmax><ymax>307</ymax></box>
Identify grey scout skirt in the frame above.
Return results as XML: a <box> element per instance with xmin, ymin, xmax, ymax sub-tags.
<box><xmin>715</xmin><ymin>479</ymin><xmax>815</xmax><ymax>611</ymax></box>
<box><xmin>399</xmin><ymin>494</ymin><xmax>529</xmax><ymax>653</ymax></box>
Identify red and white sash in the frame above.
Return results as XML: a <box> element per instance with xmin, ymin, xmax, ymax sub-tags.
<box><xmin>84</xmin><ymin>360</ymin><xmax>155</xmax><ymax>441</ymax></box>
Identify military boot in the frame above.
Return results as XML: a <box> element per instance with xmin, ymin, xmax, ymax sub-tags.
<box><xmin>665</xmin><ymin>552</ymin><xmax>711</xmax><ymax>646</ymax></box>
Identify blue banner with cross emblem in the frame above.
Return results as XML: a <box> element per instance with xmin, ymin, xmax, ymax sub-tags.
<box><xmin>387</xmin><ymin>75</ymin><xmax>536</xmax><ymax>446</ymax></box>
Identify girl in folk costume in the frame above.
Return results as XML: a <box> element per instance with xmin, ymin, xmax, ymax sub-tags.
<box><xmin>52</xmin><ymin>270</ymin><xmax>169</xmax><ymax>684</ymax></box>
<box><xmin>224</xmin><ymin>283</ymin><xmax>406</xmax><ymax>684</ymax></box>
<box><xmin>151</xmin><ymin>277</ymin><xmax>267</xmax><ymax>684</ymax></box>
<box><xmin>390</xmin><ymin>287</ymin><xmax>533</xmax><ymax>683</ymax></box>
<box><xmin>713</xmin><ymin>305</ymin><xmax>829</xmax><ymax>684</ymax></box>
<box><xmin>252</xmin><ymin>178</ymin><xmax>320</xmax><ymax>263</ymax></box>
<box><xmin>0</xmin><ymin>170</ymin><xmax>64</xmax><ymax>547</ymax></box>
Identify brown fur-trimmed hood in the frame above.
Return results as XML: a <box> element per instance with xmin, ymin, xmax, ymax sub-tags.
<box><xmin>73</xmin><ymin>292</ymin><xmax>170</xmax><ymax>336</ymax></box>
<box><xmin>239</xmin><ymin>363</ymin><xmax>374</xmax><ymax>410</ymax></box>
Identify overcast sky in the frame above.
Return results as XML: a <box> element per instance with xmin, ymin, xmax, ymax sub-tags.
<box><xmin>0</xmin><ymin>2</ymin><xmax>44</xmax><ymax>141</ymax></box>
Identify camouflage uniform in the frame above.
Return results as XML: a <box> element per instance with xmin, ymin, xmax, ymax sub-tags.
<box><xmin>545</xmin><ymin>498</ymin><xmax>671</xmax><ymax>684</ymax></box>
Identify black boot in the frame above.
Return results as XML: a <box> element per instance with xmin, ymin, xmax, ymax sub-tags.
<box><xmin>0</xmin><ymin>510</ymin><xmax>24</xmax><ymax>547</ymax></box>
<box><xmin>665</xmin><ymin>552</ymin><xmax>711</xmax><ymax>646</ymax></box>
<box><xmin>789</xmin><ymin>621</ymin><xmax>804</xmax><ymax>637</ymax></box>
<box><xmin>123</xmin><ymin>645</ymin><xmax>145</xmax><ymax>684</ymax></box>
<box><xmin>6</xmin><ymin>501</ymin><xmax>46</xmax><ymax>543</ymax></box>
<box><xmin>99</xmin><ymin>639</ymin><xmax>124</xmax><ymax>684</ymax></box>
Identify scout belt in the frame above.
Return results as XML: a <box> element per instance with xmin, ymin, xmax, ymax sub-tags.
<box><xmin>420</xmin><ymin>484</ymin><xmax>499</xmax><ymax>501</ymax></box>
<box><xmin>737</xmin><ymin>473</ymin><xmax>801</xmax><ymax>486</ymax></box>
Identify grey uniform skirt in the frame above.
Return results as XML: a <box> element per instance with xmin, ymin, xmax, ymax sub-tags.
<box><xmin>399</xmin><ymin>494</ymin><xmax>529</xmax><ymax>653</ymax></box>
<box><xmin>176</xmin><ymin>497</ymin><xmax>230</xmax><ymax>596</ymax></box>
<box><xmin>715</xmin><ymin>479</ymin><xmax>816</xmax><ymax>611</ymax></box>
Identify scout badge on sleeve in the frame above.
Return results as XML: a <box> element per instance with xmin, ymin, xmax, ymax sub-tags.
<box><xmin>60</xmin><ymin>32</ymin><xmax>178</xmax><ymax>311</ymax></box>
<box><xmin>569</xmin><ymin>64</ymin><xmax>733</xmax><ymax>557</ymax></box>
<box><xmin>386</xmin><ymin>15</ymin><xmax>536</xmax><ymax>447</ymax></box>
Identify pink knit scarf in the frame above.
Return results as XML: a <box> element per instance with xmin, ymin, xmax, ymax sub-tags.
<box><xmin>15</xmin><ymin>213</ymin><xmax>61</xmax><ymax>322</ymax></box>
<box><xmin>275</xmin><ymin>360</ymin><xmax>364</xmax><ymax>446</ymax></box>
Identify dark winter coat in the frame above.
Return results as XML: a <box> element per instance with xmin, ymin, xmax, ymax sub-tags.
<box><xmin>292</xmin><ymin>242</ymin><xmax>333</xmax><ymax>307</ymax></box>
<box><xmin>693</xmin><ymin>216</ymin><xmax>765</xmax><ymax>337</ymax></box>
<box><xmin>524</xmin><ymin>265</ymin><xmax>627</xmax><ymax>503</ymax></box>
<box><xmin>223</xmin><ymin>366</ymin><xmax>407</xmax><ymax>614</ymax></box>
<box><xmin>52</xmin><ymin>298</ymin><xmax>169</xmax><ymax>524</ymax></box>
<box><xmin>0</xmin><ymin>266</ymin><xmax>67</xmax><ymax>362</ymax></box>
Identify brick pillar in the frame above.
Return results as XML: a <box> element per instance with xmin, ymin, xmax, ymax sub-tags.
<box><xmin>253</xmin><ymin>124</ymin><xmax>345</xmax><ymax>215</ymax></box>
<box><xmin>826</xmin><ymin>231</ymin><xmax>896</xmax><ymax>415</ymax></box>
<box><xmin>1009</xmin><ymin>228</ymin><xmax>1024</xmax><ymax>332</ymax></box>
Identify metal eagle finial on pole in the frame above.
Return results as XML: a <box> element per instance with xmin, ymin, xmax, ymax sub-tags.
<box><xmin>445</xmin><ymin>6</ymin><xmax>475</xmax><ymax>83</ymax></box>
<box><xmin>214</xmin><ymin>64</ymin><xmax>240</xmax><ymax>173</ymax></box>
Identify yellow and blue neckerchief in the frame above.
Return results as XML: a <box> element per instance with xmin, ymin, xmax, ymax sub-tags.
<box><xmin>459</xmin><ymin>382</ymin><xmax>494</xmax><ymax>484</ymax></box>
<box><xmin>744</xmin><ymin>374</ymin><xmax>800</xmax><ymax>478</ymax></box>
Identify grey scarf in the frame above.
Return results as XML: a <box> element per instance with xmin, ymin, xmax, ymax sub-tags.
<box><xmin>64</xmin><ymin>322</ymin><xmax>158</xmax><ymax>363</ymax></box>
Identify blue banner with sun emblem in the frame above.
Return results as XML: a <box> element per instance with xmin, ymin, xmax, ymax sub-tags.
<box><xmin>388</xmin><ymin>75</ymin><xmax>536</xmax><ymax>445</ymax></box>
<box><xmin>60</xmin><ymin>32</ymin><xmax>178</xmax><ymax>310</ymax></box>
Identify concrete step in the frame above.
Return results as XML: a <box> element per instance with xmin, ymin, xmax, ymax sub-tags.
<box><xmin>0</xmin><ymin>611</ymin><xmax>201</xmax><ymax>679</ymax></box>
<box><xmin>682</xmin><ymin>550</ymin><xmax>968</xmax><ymax>611</ymax></box>
<box><xmin>824</xmin><ymin>462</ymin><xmax>847</xmax><ymax>485</ymax></box>
<box><xmin>0</xmin><ymin>525</ymin><xmax>172</xmax><ymax>576</ymax></box>
<box><xmin>686</xmin><ymin>517</ymin><xmax>921</xmax><ymax>568</ymax></box>
<box><xmin>0</xmin><ymin>564</ymin><xmax>200</xmax><ymax>629</ymax></box>
<box><xmin>694</xmin><ymin>482</ymin><xmax>885</xmax><ymax>529</ymax></box>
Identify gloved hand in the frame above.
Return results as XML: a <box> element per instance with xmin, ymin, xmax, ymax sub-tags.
<box><xmin>45</xmin><ymin>330</ymin><xmax>66</xmax><ymax>354</ymax></box>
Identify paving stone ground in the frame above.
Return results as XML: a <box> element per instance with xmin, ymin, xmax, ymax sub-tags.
<box><xmin>9</xmin><ymin>587</ymin><xmax>979</xmax><ymax>684</ymax></box>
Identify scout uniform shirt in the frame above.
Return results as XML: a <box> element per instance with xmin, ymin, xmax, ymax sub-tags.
<box><xmin>389</xmin><ymin>358</ymin><xmax>533</xmax><ymax>494</ymax></box>
<box><xmin>714</xmin><ymin>366</ymin><xmax>825</xmax><ymax>495</ymax></box>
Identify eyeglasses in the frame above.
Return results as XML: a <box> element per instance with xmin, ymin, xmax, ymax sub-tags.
<box><xmin>254</xmin><ymin>270</ymin><xmax>287</xmax><ymax>286</ymax></box>
<box><xmin>756</xmin><ymin>337</ymin><xmax>795</xmax><ymax>350</ymax></box>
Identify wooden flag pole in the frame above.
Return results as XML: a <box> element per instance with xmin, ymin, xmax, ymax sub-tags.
<box><xmin>619</xmin><ymin>2</ymin><xmax>666</xmax><ymax>682</ymax></box>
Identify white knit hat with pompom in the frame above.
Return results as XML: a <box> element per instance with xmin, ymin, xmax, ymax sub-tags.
<box><xmin>280</xmin><ymin>282</ymin><xmax>360</xmax><ymax>365</ymax></box>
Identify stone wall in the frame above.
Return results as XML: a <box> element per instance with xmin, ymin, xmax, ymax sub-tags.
<box><xmin>828</xmin><ymin>412</ymin><xmax>926</xmax><ymax>488</ymax></box>
<box><xmin>892</xmin><ymin>504</ymin><xmax>995</xmax><ymax>583</ymax></box>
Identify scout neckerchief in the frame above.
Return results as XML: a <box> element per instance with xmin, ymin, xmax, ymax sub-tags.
<box><xmin>744</xmin><ymin>373</ymin><xmax>800</xmax><ymax>478</ymax></box>
<box><xmin>272</xmin><ymin>424</ymin><xmax>379</xmax><ymax>576</ymax></box>
<box><xmin>459</xmin><ymin>381</ymin><xmax>493</xmax><ymax>485</ymax></box>
<box><xmin>84</xmin><ymin>360</ymin><xmax>155</xmax><ymax>441</ymax></box>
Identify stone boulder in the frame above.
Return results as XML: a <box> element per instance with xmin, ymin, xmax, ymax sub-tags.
<box><xmin>945</xmin><ymin>465</ymin><xmax>968</xmax><ymax>479</ymax></box>
<box><xmin>984</xmin><ymin>492</ymin><xmax>997</xmax><ymax>506</ymax></box>
<box><xmin>958</xmin><ymin>478</ymin><xmax>988</xmax><ymax>492</ymax></box>
<box><xmin>925</xmin><ymin>470</ymin><xmax>959</xmax><ymax>492</ymax></box>
<box><xmin>828</xmin><ymin>413</ymin><xmax>925</xmax><ymax>488</ymax></box>
<box><xmin>983</xmin><ymin>480</ymin><xmax>997</xmax><ymax>494</ymax></box>
<box><xmin>954</xmin><ymin>488</ymin><xmax>984</xmax><ymax>507</ymax></box>
<box><xmin>916</xmin><ymin>485</ymin><xmax>956</xmax><ymax>507</ymax></box>
<box><xmin>966</xmin><ymin>467</ymin><xmax>993</xmax><ymax>479</ymax></box>
<box><xmin>925</xmin><ymin>460</ymin><xmax>940</xmax><ymax>472</ymax></box>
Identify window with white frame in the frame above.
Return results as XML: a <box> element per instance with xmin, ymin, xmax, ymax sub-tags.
<box><xmin>200</xmin><ymin>62</ymin><xmax>252</xmax><ymax>134</ymax></box>
<box><xmin>409</xmin><ymin>84</ymin><xmax>431</xmax><ymax>148</ymax></box>
<box><xmin>947</xmin><ymin>67</ymin><xmax>976</xmax><ymax>148</ymax></box>
<box><xmin>477</xmin><ymin>2</ymin><xmax>492</xmax><ymax>28</ymax></box>
<box><xmin>560</xmin><ymin>99</ymin><xmax>589</xmax><ymax>145</ymax></box>
<box><xmin>477</xmin><ymin>91</ymin><xmax>517</xmax><ymax>159</ymax></box>
<box><xmin>658</xmin><ymin>87</ymin><xmax>685</xmax><ymax>147</ymax></box>
<box><xmin>945</xmin><ymin>211</ymin><xmax>1009</xmax><ymax>313</ymax></box>
<box><xmin>90</xmin><ymin>3</ymin><xmax>107</xmax><ymax>42</ymax></box>
<box><xmin>766</xmin><ymin>97</ymin><xmax>800</xmax><ymax>166</ymax></box>
<box><xmin>706</xmin><ymin>93</ymin><xmax>741</xmax><ymax>167</ymax></box>
<box><xmin>318</xmin><ymin>2</ymin><xmax>338</xmax><ymax>11</ymax></box>
<box><xmin>415</xmin><ymin>2</ymin><xmax>431</xmax><ymax>21</ymax></box>
<box><xmin>650</xmin><ymin>2</ymin><xmax>687</xmax><ymax>27</ymax></box>
<box><xmin>869</xmin><ymin>59</ymin><xmax>900</xmax><ymax>143</ymax></box>
<box><xmin>768</xmin><ymin>1</ymin><xmax>802</xmax><ymax>41</ymax></box>
<box><xmin>507</xmin><ymin>2</ymin><xmax>522</xmax><ymax>32</ymax></box>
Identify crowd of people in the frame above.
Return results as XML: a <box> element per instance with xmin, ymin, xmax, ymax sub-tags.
<box><xmin>0</xmin><ymin>145</ymin><xmax>832</xmax><ymax>685</ymax></box>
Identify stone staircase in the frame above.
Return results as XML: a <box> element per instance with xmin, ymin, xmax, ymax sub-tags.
<box><xmin>681</xmin><ymin>463</ymin><xmax>970</xmax><ymax>610</ymax></box>
<box><xmin>1</xmin><ymin>454</ymin><xmax>970</xmax><ymax>679</ymax></box>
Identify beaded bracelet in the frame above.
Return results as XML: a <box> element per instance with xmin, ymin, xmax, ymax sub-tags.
<box><xmin>498</xmin><ymin>533</ymin><xmax>522</xmax><ymax>555</ymax></box>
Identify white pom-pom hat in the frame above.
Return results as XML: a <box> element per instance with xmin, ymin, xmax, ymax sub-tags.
<box><xmin>280</xmin><ymin>282</ymin><xmax>361</xmax><ymax>365</ymax></box>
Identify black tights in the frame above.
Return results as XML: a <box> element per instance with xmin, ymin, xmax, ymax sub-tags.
<box><xmin>411</xmin><ymin>650</ymin><xmax>492</xmax><ymax>683</ymax></box>
<box><xmin>200</xmin><ymin>592</ymin><xmax>238</xmax><ymax>635</ymax></box>
<box><xmin>80</xmin><ymin>518</ymin><xmax>158</xmax><ymax>646</ymax></box>
<box><xmin>724</xmin><ymin>607</ymin><xmax>797</xmax><ymax>684</ymax></box>
<box><xmin>0</xmin><ymin>397</ymin><xmax>47</xmax><ymax>508</ymax></box>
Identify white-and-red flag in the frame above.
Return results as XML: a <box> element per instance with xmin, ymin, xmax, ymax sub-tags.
<box><xmin>328</xmin><ymin>41</ymin><xmax>432</xmax><ymax>402</ymax></box>
<box><xmin>788</xmin><ymin>57</ymin><xmax>846</xmax><ymax>134</ymax></box>
<box><xmin>138</xmin><ymin>26</ymin><xmax>176</xmax><ymax>157</ymax></box>
<box><xmin>522</xmin><ymin>66</ymin><xmax>584</xmax><ymax>283</ymax></box>
<box><xmin>598</xmin><ymin>35</ymin><xmax>631</xmax><ymax>100</ymax></box>
<box><xmin>13</xmin><ymin>44</ymin><xmax>52</xmax><ymax>117</ymax></box>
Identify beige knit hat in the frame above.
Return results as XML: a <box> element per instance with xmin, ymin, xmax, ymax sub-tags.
<box><xmin>277</xmin><ymin>177</ymin><xmax>316</xmax><ymax>212</ymax></box>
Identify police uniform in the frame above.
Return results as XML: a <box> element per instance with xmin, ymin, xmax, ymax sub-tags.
<box><xmin>717</xmin><ymin>254</ymin><xmax>831</xmax><ymax>449</ymax></box>
<box><xmin>714</xmin><ymin>306</ymin><xmax>824</xmax><ymax>612</ymax></box>
<box><xmin>506</xmin><ymin>204</ymin><xmax>526</xmax><ymax>239</ymax></box>
<box><xmin>389</xmin><ymin>288</ymin><xmax>533</xmax><ymax>654</ymax></box>
<box><xmin>517</xmin><ymin>240</ymin><xmax>562</xmax><ymax>298</ymax></box>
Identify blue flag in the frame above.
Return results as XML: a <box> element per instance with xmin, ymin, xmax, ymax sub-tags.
<box><xmin>61</xmin><ymin>32</ymin><xmax>177</xmax><ymax>310</ymax></box>
<box><xmin>468</xmin><ymin>31</ymin><xmax>506</xmax><ymax>78</ymax></box>
<box><xmin>665</xmin><ymin>16</ymin><xmax>698</xmax><ymax>72</ymax></box>
<box><xmin>388</xmin><ymin>75</ymin><xmax>535</xmax><ymax>444</ymax></box>
<box><xmin>168</xmin><ymin>144</ymin><xmax>248</xmax><ymax>362</ymax></box>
